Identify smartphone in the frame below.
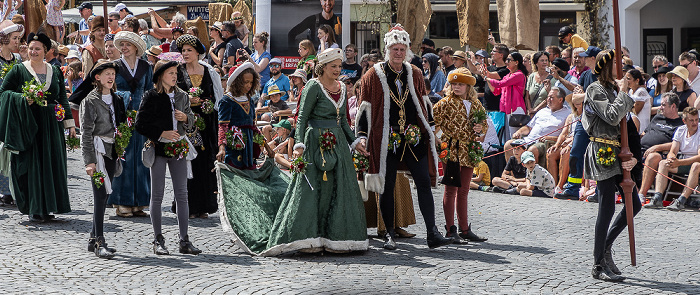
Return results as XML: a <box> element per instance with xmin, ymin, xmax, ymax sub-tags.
<box><xmin>545</xmin><ymin>67</ymin><xmax>551</xmax><ymax>74</ymax></box>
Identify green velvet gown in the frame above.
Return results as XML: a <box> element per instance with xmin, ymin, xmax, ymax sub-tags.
<box><xmin>217</xmin><ymin>79</ymin><xmax>368</xmax><ymax>256</ymax></box>
<box><xmin>0</xmin><ymin>62</ymin><xmax>72</xmax><ymax>216</ymax></box>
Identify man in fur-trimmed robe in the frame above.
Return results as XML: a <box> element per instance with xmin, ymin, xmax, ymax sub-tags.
<box><xmin>356</xmin><ymin>24</ymin><xmax>452</xmax><ymax>250</ymax></box>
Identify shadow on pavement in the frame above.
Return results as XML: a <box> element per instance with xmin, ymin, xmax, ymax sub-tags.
<box><xmin>620</xmin><ymin>277</ymin><xmax>700</xmax><ymax>294</ymax></box>
<box><xmin>475</xmin><ymin>242</ymin><xmax>555</xmax><ymax>255</ymax></box>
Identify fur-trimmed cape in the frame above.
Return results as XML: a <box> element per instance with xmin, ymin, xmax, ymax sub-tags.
<box><xmin>355</xmin><ymin>62</ymin><xmax>439</xmax><ymax>194</ymax></box>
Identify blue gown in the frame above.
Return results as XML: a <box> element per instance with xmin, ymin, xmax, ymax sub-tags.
<box><xmin>218</xmin><ymin>94</ymin><xmax>259</xmax><ymax>169</ymax></box>
<box><xmin>108</xmin><ymin>59</ymin><xmax>153</xmax><ymax>207</ymax></box>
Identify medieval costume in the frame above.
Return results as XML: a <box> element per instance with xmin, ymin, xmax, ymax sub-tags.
<box><xmin>108</xmin><ymin>31</ymin><xmax>153</xmax><ymax>216</ymax></box>
<box><xmin>175</xmin><ymin>35</ymin><xmax>224</xmax><ymax>217</ymax></box>
<box><xmin>433</xmin><ymin>69</ymin><xmax>488</xmax><ymax>243</ymax></box>
<box><xmin>0</xmin><ymin>21</ymin><xmax>23</xmax><ymax>205</ymax></box>
<box><xmin>218</xmin><ymin>64</ymin><xmax>260</xmax><ymax>169</ymax></box>
<box><xmin>0</xmin><ymin>33</ymin><xmax>74</xmax><ymax>220</ymax></box>
<box><xmin>364</xmin><ymin>172</ymin><xmax>417</xmax><ymax>238</ymax></box>
<box><xmin>583</xmin><ymin>50</ymin><xmax>642</xmax><ymax>282</ymax></box>
<box><xmin>356</xmin><ymin>25</ymin><xmax>452</xmax><ymax>250</ymax></box>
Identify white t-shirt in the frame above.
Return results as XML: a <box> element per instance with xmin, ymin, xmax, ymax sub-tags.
<box><xmin>690</xmin><ymin>66</ymin><xmax>700</xmax><ymax>94</ymax></box>
<box><xmin>523</xmin><ymin>106</ymin><xmax>571</xmax><ymax>143</ymax></box>
<box><xmin>629</xmin><ymin>87</ymin><xmax>652</xmax><ymax>134</ymax></box>
<box><xmin>672</xmin><ymin>125</ymin><xmax>700</xmax><ymax>158</ymax></box>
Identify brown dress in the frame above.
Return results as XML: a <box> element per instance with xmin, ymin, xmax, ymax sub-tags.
<box><xmin>364</xmin><ymin>172</ymin><xmax>416</xmax><ymax>231</ymax></box>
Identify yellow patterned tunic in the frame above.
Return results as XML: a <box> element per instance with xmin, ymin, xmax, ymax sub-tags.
<box><xmin>433</xmin><ymin>93</ymin><xmax>487</xmax><ymax>168</ymax></box>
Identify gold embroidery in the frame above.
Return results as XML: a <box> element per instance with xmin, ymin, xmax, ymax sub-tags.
<box><xmin>190</xmin><ymin>74</ymin><xmax>203</xmax><ymax>88</ymax></box>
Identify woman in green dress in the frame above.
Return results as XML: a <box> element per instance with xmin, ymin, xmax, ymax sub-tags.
<box><xmin>0</xmin><ymin>32</ymin><xmax>76</xmax><ymax>222</ymax></box>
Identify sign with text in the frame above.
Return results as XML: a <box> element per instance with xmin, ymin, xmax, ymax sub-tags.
<box><xmin>278</xmin><ymin>56</ymin><xmax>302</xmax><ymax>70</ymax></box>
<box><xmin>187</xmin><ymin>6</ymin><xmax>209</xmax><ymax>21</ymax></box>
<box><xmin>271</xmin><ymin>0</ymin><xmax>343</xmax><ymax>57</ymax></box>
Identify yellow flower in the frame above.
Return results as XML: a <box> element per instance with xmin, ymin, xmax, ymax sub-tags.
<box><xmin>599</xmin><ymin>148</ymin><xmax>604</xmax><ymax>152</ymax></box>
<box><xmin>607</xmin><ymin>147</ymin><xmax>612</xmax><ymax>152</ymax></box>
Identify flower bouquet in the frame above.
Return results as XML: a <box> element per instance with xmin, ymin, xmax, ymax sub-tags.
<box><xmin>291</xmin><ymin>156</ymin><xmax>314</xmax><ymax>190</ymax></box>
<box><xmin>466</xmin><ymin>140</ymin><xmax>484</xmax><ymax>163</ymax></box>
<box><xmin>194</xmin><ymin>113</ymin><xmax>206</xmax><ymax>130</ymax></box>
<box><xmin>471</xmin><ymin>107</ymin><xmax>487</xmax><ymax>125</ymax></box>
<box><xmin>92</xmin><ymin>171</ymin><xmax>106</xmax><ymax>188</ymax></box>
<box><xmin>438</xmin><ymin>141</ymin><xmax>450</xmax><ymax>163</ymax></box>
<box><xmin>66</xmin><ymin>135</ymin><xmax>80</xmax><ymax>152</ymax></box>
<box><xmin>226</xmin><ymin>126</ymin><xmax>245</xmax><ymax>150</ymax></box>
<box><xmin>0</xmin><ymin>60</ymin><xmax>16</xmax><ymax>79</ymax></box>
<box><xmin>22</xmin><ymin>78</ymin><xmax>50</xmax><ymax>107</ymax></box>
<box><xmin>388</xmin><ymin>128</ymin><xmax>402</xmax><ymax>152</ymax></box>
<box><xmin>114</xmin><ymin>110</ymin><xmax>137</xmax><ymax>159</ymax></box>
<box><xmin>318</xmin><ymin>130</ymin><xmax>337</xmax><ymax>151</ymax></box>
<box><xmin>201</xmin><ymin>99</ymin><xmax>214</xmax><ymax>114</ymax></box>
<box><xmin>55</xmin><ymin>104</ymin><xmax>66</xmax><ymax>121</ymax></box>
<box><xmin>164</xmin><ymin>138</ymin><xmax>190</xmax><ymax>160</ymax></box>
<box><xmin>253</xmin><ymin>132</ymin><xmax>265</xmax><ymax>146</ymax></box>
<box><xmin>596</xmin><ymin>146</ymin><xmax>616</xmax><ymax>167</ymax></box>
<box><xmin>189</xmin><ymin>87</ymin><xmax>203</xmax><ymax>98</ymax></box>
<box><xmin>404</xmin><ymin>124</ymin><xmax>421</xmax><ymax>146</ymax></box>
<box><xmin>352</xmin><ymin>151</ymin><xmax>369</xmax><ymax>174</ymax></box>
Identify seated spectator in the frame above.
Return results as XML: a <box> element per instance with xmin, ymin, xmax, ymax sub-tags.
<box><xmin>638</xmin><ymin>93</ymin><xmax>684</xmax><ymax>198</ymax></box>
<box><xmin>627</xmin><ymin>69</ymin><xmax>652</xmax><ymax>134</ymax></box>
<box><xmin>511</xmin><ymin>151</ymin><xmax>556</xmax><ymax>197</ymax></box>
<box><xmin>558</xmin><ymin>26</ymin><xmax>588</xmax><ymax>50</ymax></box>
<box><xmin>503</xmin><ymin>88</ymin><xmax>571</xmax><ymax>166</ymax></box>
<box><xmin>289</xmin><ymin>69</ymin><xmax>307</xmax><ymax>102</ymax></box>
<box><xmin>257</xmin><ymin>85</ymin><xmax>291</xmax><ymax>123</ymax></box>
<box><xmin>668</xmin><ymin>66</ymin><xmax>697</xmax><ymax>111</ymax></box>
<box><xmin>261</xmin><ymin>58</ymin><xmax>291</xmax><ymax>101</ymax></box>
<box><xmin>547</xmin><ymin>93</ymin><xmax>582</xmax><ymax>194</ymax></box>
<box><xmin>469</xmin><ymin>160</ymin><xmax>491</xmax><ymax>191</ymax></box>
<box><xmin>550</xmin><ymin>58</ymin><xmax>578</xmax><ymax>95</ymax></box>
<box><xmin>649</xmin><ymin>66</ymin><xmax>672</xmax><ymax>116</ymax></box>
<box><xmin>644</xmin><ymin>107</ymin><xmax>700</xmax><ymax>208</ymax></box>
<box><xmin>492</xmin><ymin>139</ymin><xmax>528</xmax><ymax>193</ymax></box>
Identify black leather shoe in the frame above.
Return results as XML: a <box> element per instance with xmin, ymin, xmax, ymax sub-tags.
<box><xmin>460</xmin><ymin>224</ymin><xmax>488</xmax><ymax>242</ymax></box>
<box><xmin>445</xmin><ymin>225</ymin><xmax>466</xmax><ymax>244</ymax></box>
<box><xmin>604</xmin><ymin>246</ymin><xmax>621</xmax><ymax>275</ymax></box>
<box><xmin>88</xmin><ymin>238</ymin><xmax>117</xmax><ymax>253</ymax></box>
<box><xmin>492</xmin><ymin>186</ymin><xmax>507</xmax><ymax>193</ymax></box>
<box><xmin>427</xmin><ymin>226</ymin><xmax>453</xmax><ymax>249</ymax></box>
<box><xmin>94</xmin><ymin>236</ymin><xmax>115</xmax><ymax>259</ymax></box>
<box><xmin>591</xmin><ymin>264</ymin><xmax>625</xmax><ymax>282</ymax></box>
<box><xmin>179</xmin><ymin>235</ymin><xmax>202</xmax><ymax>255</ymax></box>
<box><xmin>29</xmin><ymin>215</ymin><xmax>45</xmax><ymax>223</ymax></box>
<box><xmin>383</xmin><ymin>231</ymin><xmax>397</xmax><ymax>250</ymax></box>
<box><xmin>1</xmin><ymin>194</ymin><xmax>13</xmax><ymax>205</ymax></box>
<box><xmin>153</xmin><ymin>234</ymin><xmax>170</xmax><ymax>255</ymax></box>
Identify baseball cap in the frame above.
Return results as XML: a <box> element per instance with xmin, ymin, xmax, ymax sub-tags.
<box><xmin>512</xmin><ymin>139</ymin><xmax>528</xmax><ymax>148</ymax></box>
<box><xmin>521</xmin><ymin>151</ymin><xmax>536</xmax><ymax>163</ymax></box>
<box><xmin>78</xmin><ymin>2</ymin><xmax>93</xmax><ymax>10</ymax></box>
<box><xmin>578</xmin><ymin>46</ymin><xmax>602</xmax><ymax>58</ymax></box>
<box><xmin>269</xmin><ymin>57</ymin><xmax>282</xmax><ymax>65</ymax></box>
<box><xmin>475</xmin><ymin>49</ymin><xmax>489</xmax><ymax>58</ymax></box>
<box><xmin>112</xmin><ymin>3</ymin><xmax>128</xmax><ymax>13</ymax></box>
<box><xmin>272</xmin><ymin>119</ymin><xmax>292</xmax><ymax>131</ymax></box>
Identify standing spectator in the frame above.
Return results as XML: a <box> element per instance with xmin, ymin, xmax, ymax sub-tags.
<box><xmin>223</xmin><ymin>22</ymin><xmax>245</xmax><ymax>67</ymax></box>
<box><xmin>450</xmin><ymin>51</ymin><xmax>467</xmax><ymax>72</ymax></box>
<box><xmin>679</xmin><ymin>52</ymin><xmax>700</xmax><ymax>92</ymax></box>
<box><xmin>545</xmin><ymin>45</ymin><xmax>561</xmax><ymax>62</ymax></box>
<box><xmin>231</xmin><ymin>11</ymin><xmax>249</xmax><ymax>44</ymax></box>
<box><xmin>112</xmin><ymin>3</ymin><xmax>133</xmax><ymax>21</ymax></box>
<box><xmin>107</xmin><ymin>12</ymin><xmax>121</xmax><ymax>34</ymax></box>
<box><xmin>81</xmin><ymin>16</ymin><xmax>106</xmax><ymax>76</ymax></box>
<box><xmin>649</xmin><ymin>66</ymin><xmax>672</xmax><ymax>115</ymax></box>
<box><xmin>2</xmin><ymin>0</ymin><xmax>22</xmax><ymax>21</ymax></box>
<box><xmin>261</xmin><ymin>58</ymin><xmax>291</xmax><ymax>101</ymax></box>
<box><xmin>317</xmin><ymin>24</ymin><xmax>338</xmax><ymax>51</ymax></box>
<box><xmin>480</xmin><ymin>44</ymin><xmax>509</xmax><ymax>113</ymax></box>
<box><xmin>139</xmin><ymin>19</ymin><xmax>160</xmax><ymax>54</ymax></box>
<box><xmin>108</xmin><ymin>31</ymin><xmax>153</xmax><ymax>217</ymax></box>
<box><xmin>526</xmin><ymin>51</ymin><xmax>553</xmax><ymax>115</ymax></box>
<box><xmin>433</xmin><ymin>68</ymin><xmax>488</xmax><ymax>243</ymax></box>
<box><xmin>0</xmin><ymin>32</ymin><xmax>76</xmax><ymax>222</ymax></box>
<box><xmin>135</xmin><ymin>60</ymin><xmax>201</xmax><ymax>256</ymax></box>
<box><xmin>46</xmin><ymin>40</ymin><xmax>61</xmax><ymax>67</ymax></box>
<box><xmin>145</xmin><ymin>9</ymin><xmax>186</xmax><ymax>40</ymax></box>
<box><xmin>484</xmin><ymin>51</ymin><xmax>528</xmax><ymax>137</ymax></box>
<box><xmin>57</xmin><ymin>45</ymin><xmax>69</xmax><ymax>65</ymax></box>
<box><xmin>207</xmin><ymin>22</ymin><xmax>226</xmax><ymax>68</ymax></box>
<box><xmin>69</xmin><ymin>2</ymin><xmax>93</xmax><ymax>44</ymax></box>
<box><xmin>175</xmin><ymin>34</ymin><xmax>224</xmax><ymax>219</ymax></box>
<box><xmin>667</xmin><ymin>66</ymin><xmax>697</xmax><ymax>110</ymax></box>
<box><xmin>568</xmin><ymin>47</ymin><xmax>589</xmax><ymax>79</ymax></box>
<box><xmin>420</xmin><ymin>38</ymin><xmax>435</xmax><ymax>56</ymax></box>
<box><xmin>297</xmin><ymin>39</ymin><xmax>316</xmax><ymax>79</ymax></box>
<box><xmin>561</xmin><ymin>47</ymin><xmax>572</xmax><ymax>66</ymax></box>
<box><xmin>627</xmin><ymin>69</ymin><xmax>652</xmax><ymax>133</ymax></box>
<box><xmin>439</xmin><ymin>46</ymin><xmax>455</xmax><ymax>74</ymax></box>
<box><xmin>577</xmin><ymin>46</ymin><xmax>602</xmax><ymax>91</ymax></box>
<box><xmin>422</xmin><ymin>53</ymin><xmax>446</xmax><ymax>96</ymax></box>
<box><xmin>168</xmin><ymin>27</ymin><xmax>184</xmax><ymax>53</ymax></box>
<box><xmin>522</xmin><ymin>53</ymin><xmax>533</xmax><ymax>75</ymax></box>
<box><xmin>341</xmin><ymin>43</ymin><xmax>362</xmax><ymax>82</ymax></box>
<box><xmin>346</xmin><ymin>77</ymin><xmax>358</xmax><ymax>125</ymax></box>
<box><xmin>145</xmin><ymin>45</ymin><xmax>161</xmax><ymax>66</ymax></box>
<box><xmin>558</xmin><ymin>26</ymin><xmax>588</xmax><ymax>50</ymax></box>
<box><xmin>45</xmin><ymin>0</ymin><xmax>65</xmax><ymax>42</ymax></box>
<box><xmin>64</xmin><ymin>61</ymin><xmax>83</xmax><ymax>94</ymax></box>
<box><xmin>247</xmin><ymin>32</ymin><xmax>271</xmax><ymax>87</ymax></box>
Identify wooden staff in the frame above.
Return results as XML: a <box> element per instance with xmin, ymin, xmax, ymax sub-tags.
<box><xmin>612</xmin><ymin>0</ymin><xmax>636</xmax><ymax>266</ymax></box>
<box><xmin>103</xmin><ymin>0</ymin><xmax>108</xmax><ymax>30</ymax></box>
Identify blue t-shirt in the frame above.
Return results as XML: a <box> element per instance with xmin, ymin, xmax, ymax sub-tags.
<box><xmin>79</xmin><ymin>18</ymin><xmax>91</xmax><ymax>44</ymax></box>
<box><xmin>252</xmin><ymin>51</ymin><xmax>272</xmax><ymax>86</ymax></box>
<box><xmin>262</xmin><ymin>74</ymin><xmax>291</xmax><ymax>101</ymax></box>
<box><xmin>650</xmin><ymin>87</ymin><xmax>663</xmax><ymax>107</ymax></box>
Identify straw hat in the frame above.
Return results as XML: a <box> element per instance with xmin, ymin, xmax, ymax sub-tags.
<box><xmin>146</xmin><ymin>45</ymin><xmax>162</xmax><ymax>57</ymax></box>
<box><xmin>667</xmin><ymin>66</ymin><xmax>691</xmax><ymax>86</ymax></box>
<box><xmin>289</xmin><ymin>69</ymin><xmax>307</xmax><ymax>84</ymax></box>
<box><xmin>114</xmin><ymin>31</ymin><xmax>147</xmax><ymax>57</ymax></box>
<box><xmin>267</xmin><ymin>85</ymin><xmax>283</xmax><ymax>96</ymax></box>
<box><xmin>452</xmin><ymin>51</ymin><xmax>467</xmax><ymax>61</ymax></box>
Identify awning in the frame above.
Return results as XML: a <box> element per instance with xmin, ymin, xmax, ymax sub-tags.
<box><xmin>62</xmin><ymin>6</ymin><xmax>170</xmax><ymax>24</ymax></box>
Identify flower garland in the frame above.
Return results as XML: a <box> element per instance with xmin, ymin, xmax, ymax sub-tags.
<box><xmin>22</xmin><ymin>78</ymin><xmax>50</xmax><ymax>107</ymax></box>
<box><xmin>201</xmin><ymin>99</ymin><xmax>214</xmax><ymax>114</ymax></box>
<box><xmin>388</xmin><ymin>128</ymin><xmax>402</xmax><ymax>152</ymax></box>
<box><xmin>66</xmin><ymin>135</ymin><xmax>80</xmax><ymax>152</ymax></box>
<box><xmin>404</xmin><ymin>124</ymin><xmax>421</xmax><ymax>146</ymax></box>
<box><xmin>0</xmin><ymin>60</ymin><xmax>16</xmax><ymax>79</ymax></box>
<box><xmin>55</xmin><ymin>104</ymin><xmax>65</xmax><ymax>121</ymax></box>
<box><xmin>225</xmin><ymin>126</ymin><xmax>245</xmax><ymax>150</ymax></box>
<box><xmin>352</xmin><ymin>151</ymin><xmax>369</xmax><ymax>175</ymax></box>
<box><xmin>114</xmin><ymin>110</ymin><xmax>137</xmax><ymax>160</ymax></box>
<box><xmin>92</xmin><ymin>171</ymin><xmax>106</xmax><ymax>188</ymax></box>
<box><xmin>438</xmin><ymin>141</ymin><xmax>450</xmax><ymax>163</ymax></box>
<box><xmin>596</xmin><ymin>146</ymin><xmax>616</xmax><ymax>167</ymax></box>
<box><xmin>466</xmin><ymin>140</ymin><xmax>484</xmax><ymax>163</ymax></box>
<box><xmin>164</xmin><ymin>138</ymin><xmax>190</xmax><ymax>160</ymax></box>
<box><xmin>194</xmin><ymin>113</ymin><xmax>206</xmax><ymax>130</ymax></box>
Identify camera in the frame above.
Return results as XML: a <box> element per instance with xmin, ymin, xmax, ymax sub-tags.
<box><xmin>545</xmin><ymin>67</ymin><xmax>551</xmax><ymax>74</ymax></box>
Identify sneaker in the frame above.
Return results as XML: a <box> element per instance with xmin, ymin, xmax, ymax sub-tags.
<box><xmin>587</xmin><ymin>194</ymin><xmax>599</xmax><ymax>203</ymax></box>
<box><xmin>643</xmin><ymin>195</ymin><xmax>663</xmax><ymax>209</ymax></box>
<box><xmin>478</xmin><ymin>185</ymin><xmax>489</xmax><ymax>192</ymax></box>
<box><xmin>492</xmin><ymin>186</ymin><xmax>507</xmax><ymax>193</ymax></box>
<box><xmin>554</xmin><ymin>187</ymin><xmax>564</xmax><ymax>195</ymax></box>
<box><xmin>666</xmin><ymin>198</ymin><xmax>685</xmax><ymax>211</ymax></box>
<box><xmin>504</xmin><ymin>188</ymin><xmax>519</xmax><ymax>195</ymax></box>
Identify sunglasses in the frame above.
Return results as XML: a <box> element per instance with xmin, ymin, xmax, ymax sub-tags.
<box><xmin>505</xmin><ymin>58</ymin><xmax>513</xmax><ymax>62</ymax></box>
<box><xmin>681</xmin><ymin>63</ymin><xmax>690</xmax><ymax>68</ymax></box>
<box><xmin>270</xmin><ymin>64</ymin><xmax>281</xmax><ymax>68</ymax></box>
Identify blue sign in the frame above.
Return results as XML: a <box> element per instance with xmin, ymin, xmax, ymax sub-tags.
<box><xmin>187</xmin><ymin>6</ymin><xmax>209</xmax><ymax>21</ymax></box>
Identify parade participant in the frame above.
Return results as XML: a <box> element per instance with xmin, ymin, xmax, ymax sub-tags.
<box><xmin>175</xmin><ymin>34</ymin><xmax>224</xmax><ymax>218</ymax></box>
<box><xmin>433</xmin><ymin>67</ymin><xmax>488</xmax><ymax>243</ymax></box>
<box><xmin>103</xmin><ymin>34</ymin><xmax>120</xmax><ymax>61</ymax></box>
<box><xmin>80</xmin><ymin>60</ymin><xmax>125</xmax><ymax>259</ymax></box>
<box><xmin>357</xmin><ymin>24</ymin><xmax>453</xmax><ymax>250</ymax></box>
<box><xmin>82</xmin><ymin>16</ymin><xmax>107</xmax><ymax>77</ymax></box>
<box><xmin>108</xmin><ymin>31</ymin><xmax>153</xmax><ymax>217</ymax></box>
<box><xmin>216</xmin><ymin>62</ymin><xmax>261</xmax><ymax>169</ymax></box>
<box><xmin>135</xmin><ymin>60</ymin><xmax>200</xmax><ymax>255</ymax></box>
<box><xmin>0</xmin><ymin>21</ymin><xmax>22</xmax><ymax>205</ymax></box>
<box><xmin>0</xmin><ymin>32</ymin><xmax>76</xmax><ymax>222</ymax></box>
<box><xmin>583</xmin><ymin>50</ymin><xmax>641</xmax><ymax>282</ymax></box>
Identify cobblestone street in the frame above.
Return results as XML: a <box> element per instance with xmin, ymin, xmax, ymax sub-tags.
<box><xmin>1</xmin><ymin>151</ymin><xmax>699</xmax><ymax>294</ymax></box>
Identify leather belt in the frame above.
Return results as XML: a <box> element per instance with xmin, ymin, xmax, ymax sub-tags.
<box><xmin>589</xmin><ymin>137</ymin><xmax>620</xmax><ymax>147</ymax></box>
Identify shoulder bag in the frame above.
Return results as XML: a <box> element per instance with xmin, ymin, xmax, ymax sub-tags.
<box><xmin>142</xmin><ymin>140</ymin><xmax>155</xmax><ymax>168</ymax></box>
<box><xmin>508</xmin><ymin>78</ymin><xmax>532</xmax><ymax>128</ymax></box>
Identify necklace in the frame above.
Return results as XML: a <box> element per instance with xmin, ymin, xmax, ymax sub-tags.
<box><xmin>386</xmin><ymin>64</ymin><xmax>409</xmax><ymax>133</ymax></box>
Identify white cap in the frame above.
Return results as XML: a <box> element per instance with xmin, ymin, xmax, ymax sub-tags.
<box><xmin>111</xmin><ymin>3</ymin><xmax>127</xmax><ymax>13</ymax></box>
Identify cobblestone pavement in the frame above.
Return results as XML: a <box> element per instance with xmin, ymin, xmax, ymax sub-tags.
<box><xmin>1</xmin><ymin>151</ymin><xmax>699</xmax><ymax>294</ymax></box>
